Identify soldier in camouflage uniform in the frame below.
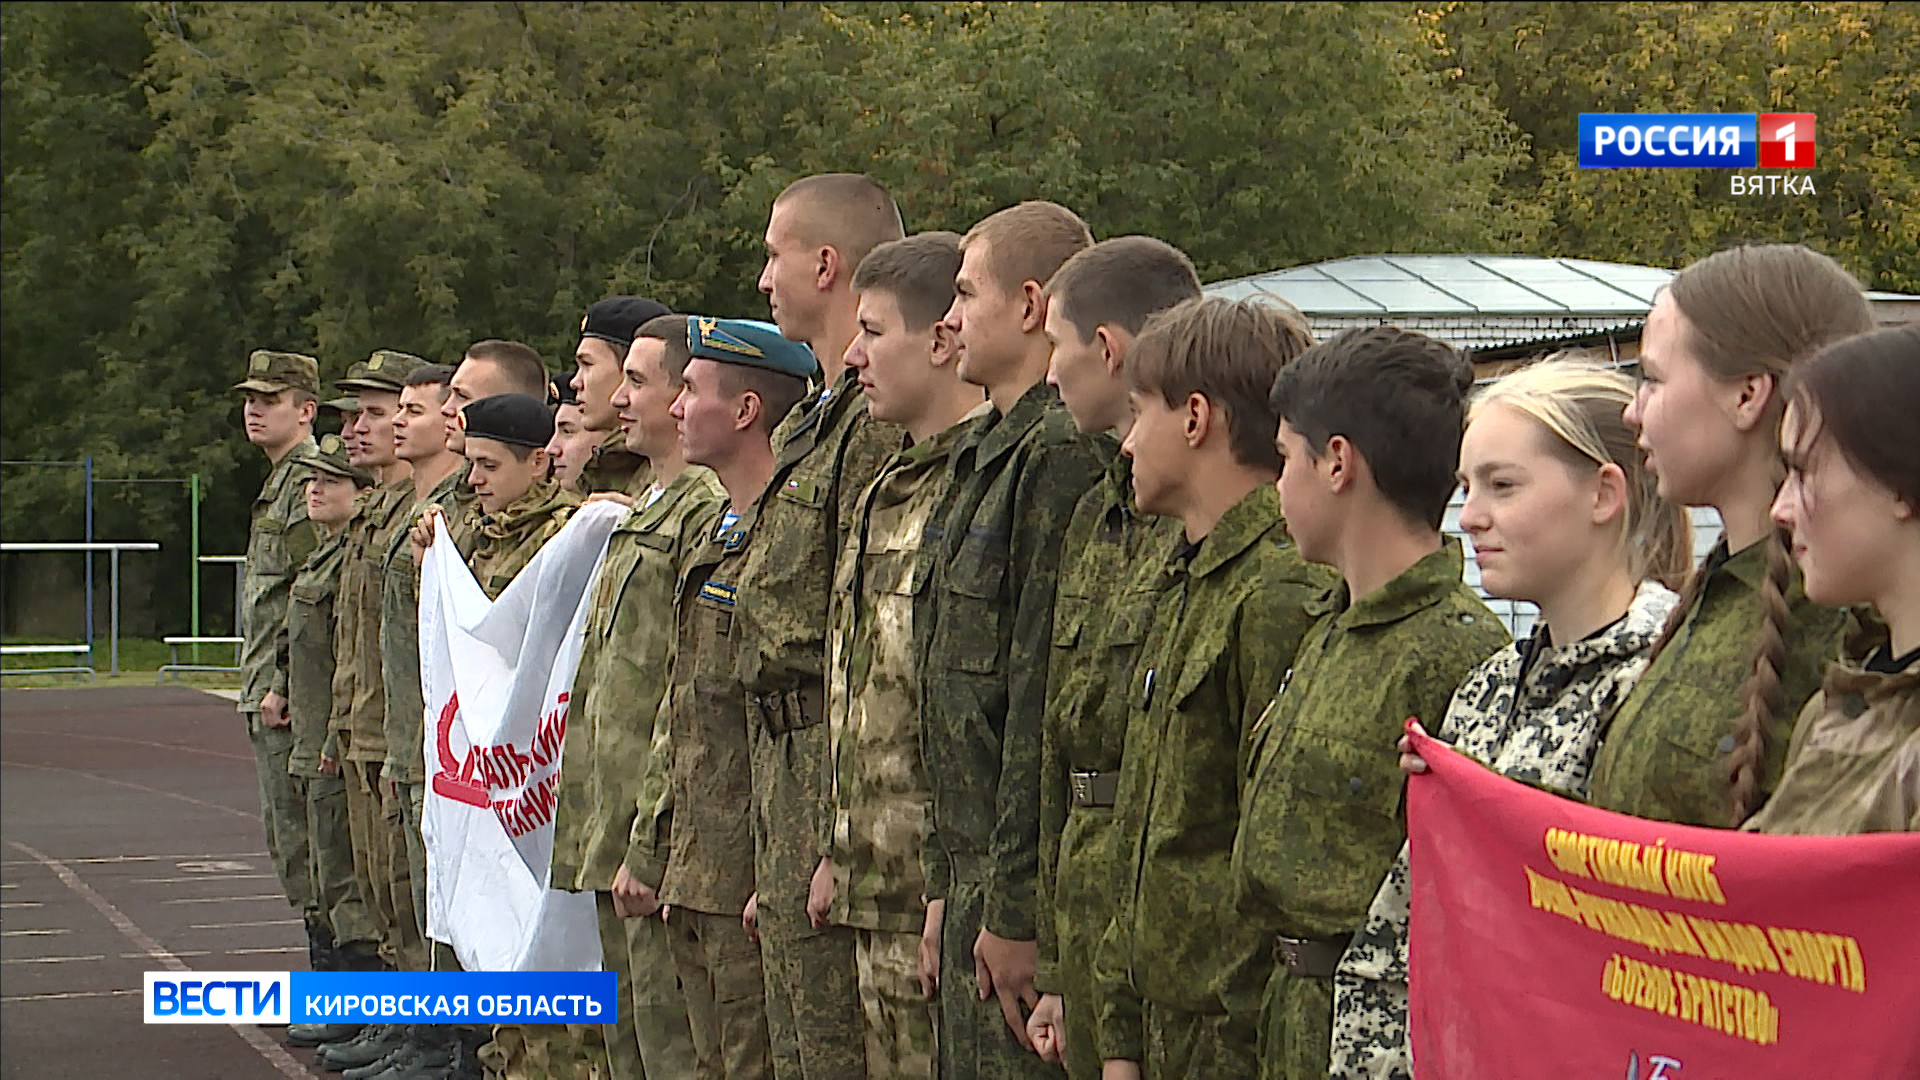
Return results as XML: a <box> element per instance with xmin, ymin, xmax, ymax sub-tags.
<box><xmin>545</xmin><ymin>377</ymin><xmax>594</xmax><ymax>492</ymax></box>
<box><xmin>812</xmin><ymin>232</ymin><xmax>984</xmax><ymax>1078</ymax></box>
<box><xmin>739</xmin><ymin>175</ymin><xmax>907</xmax><ymax>1080</ymax></box>
<box><xmin>234</xmin><ymin>349</ymin><xmax>325</xmax><ymax>965</ymax></box>
<box><xmin>1232</xmin><ymin>328</ymin><xmax>1508</xmax><ymax>1080</ymax></box>
<box><xmin>1086</xmin><ymin>298</ymin><xmax>1328</xmax><ymax>1079</ymax></box>
<box><xmin>660</xmin><ymin>317</ymin><xmax>816</xmax><ymax>1080</ymax></box>
<box><xmin>915</xmin><ymin>202</ymin><xmax>1101</xmax><ymax>1078</ymax></box>
<box><xmin>572</xmin><ymin>296</ymin><xmax>672</xmax><ymax>498</ymax></box>
<box><xmin>551</xmin><ymin>315</ymin><xmax>715</xmax><ymax>1080</ymax></box>
<box><xmin>1025</xmin><ymin>238</ymin><xmax>1201</xmax><ymax>1079</ymax></box>
<box><xmin>283</xmin><ymin>434</ymin><xmax>384</xmax><ymax>1049</ymax></box>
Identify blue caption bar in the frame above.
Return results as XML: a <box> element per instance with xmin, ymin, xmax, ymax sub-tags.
<box><xmin>1579</xmin><ymin>113</ymin><xmax>1756</xmax><ymax>168</ymax></box>
<box><xmin>292</xmin><ymin>971</ymin><xmax>618</xmax><ymax>1024</ymax></box>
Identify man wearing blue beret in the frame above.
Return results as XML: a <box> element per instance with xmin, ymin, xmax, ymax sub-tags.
<box><xmin>740</xmin><ymin>173</ymin><xmax>908</xmax><ymax>1079</ymax></box>
<box><xmin>659</xmin><ymin>316</ymin><xmax>816</xmax><ymax>1080</ymax></box>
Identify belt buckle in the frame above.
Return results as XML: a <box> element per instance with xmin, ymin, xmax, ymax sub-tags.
<box><xmin>1069</xmin><ymin>772</ymin><xmax>1093</xmax><ymax>806</ymax></box>
<box><xmin>1278</xmin><ymin>937</ymin><xmax>1304</xmax><ymax>973</ymax></box>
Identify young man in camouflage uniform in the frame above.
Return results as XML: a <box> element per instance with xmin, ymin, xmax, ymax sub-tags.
<box><xmin>660</xmin><ymin>318</ymin><xmax>815</xmax><ymax>1080</ymax></box>
<box><xmin>1023</xmin><ymin>238</ymin><xmax>1202</xmax><ymax>1079</ymax></box>
<box><xmin>915</xmin><ymin>201</ymin><xmax>1104</xmax><ymax>1078</ymax></box>
<box><xmin>234</xmin><ymin>349</ymin><xmax>324</xmax><ymax>966</ymax></box>
<box><xmin>550</xmin><ymin>314</ymin><xmax>716</xmax><ymax>1080</ymax></box>
<box><xmin>1091</xmin><ymin>299</ymin><xmax>1330</xmax><ymax>1079</ymax></box>
<box><xmin>456</xmin><ymin>394</ymin><xmax>580</xmax><ymax>598</ymax></box>
<box><xmin>807</xmin><ymin>232</ymin><xmax>985</xmax><ymax>1079</ymax></box>
<box><xmin>284</xmin><ymin>434</ymin><xmax>383</xmax><ymax>1051</ymax></box>
<box><xmin>572</xmin><ymin>296</ymin><xmax>672</xmax><ymax>497</ymax></box>
<box><xmin>1233</xmin><ymin>328</ymin><xmax>1509</xmax><ymax>1080</ymax></box>
<box><xmin>739</xmin><ymin>172</ymin><xmax>907</xmax><ymax>1079</ymax></box>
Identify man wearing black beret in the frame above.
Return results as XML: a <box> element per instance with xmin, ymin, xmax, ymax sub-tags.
<box><xmin>573</xmin><ymin>296</ymin><xmax>672</xmax><ymax>497</ymax></box>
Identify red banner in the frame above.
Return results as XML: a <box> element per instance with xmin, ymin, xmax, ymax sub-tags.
<box><xmin>1406</xmin><ymin>729</ymin><xmax>1920</xmax><ymax>1079</ymax></box>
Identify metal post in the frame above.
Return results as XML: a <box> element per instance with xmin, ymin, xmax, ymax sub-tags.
<box><xmin>109</xmin><ymin>547</ymin><xmax>121</xmax><ymax>677</ymax></box>
<box><xmin>84</xmin><ymin>456</ymin><xmax>95</xmax><ymax>651</ymax></box>
<box><xmin>190</xmin><ymin>473</ymin><xmax>202</xmax><ymax>663</ymax></box>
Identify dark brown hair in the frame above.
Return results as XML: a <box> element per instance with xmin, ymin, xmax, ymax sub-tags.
<box><xmin>962</xmin><ymin>201</ymin><xmax>1093</xmax><ymax>295</ymax></box>
<box><xmin>404</xmin><ymin>363</ymin><xmax>456</xmax><ymax>403</ymax></box>
<box><xmin>463</xmin><ymin>340</ymin><xmax>549</xmax><ymax>399</ymax></box>
<box><xmin>1647</xmin><ymin>243</ymin><xmax>1874</xmax><ymax>823</ymax></box>
<box><xmin>1268</xmin><ymin>325</ymin><xmax>1475</xmax><ymax>530</ymax></box>
<box><xmin>1787</xmin><ymin>324</ymin><xmax>1920</xmax><ymax>511</ymax></box>
<box><xmin>774</xmin><ymin>173</ymin><xmax>906</xmax><ymax>277</ymax></box>
<box><xmin>1129</xmin><ymin>296</ymin><xmax>1314</xmax><ymax>472</ymax></box>
<box><xmin>715</xmin><ymin>364</ymin><xmax>809</xmax><ymax>436</ymax></box>
<box><xmin>634</xmin><ymin>314</ymin><xmax>694</xmax><ymax>384</ymax></box>
<box><xmin>852</xmin><ymin>232</ymin><xmax>964</xmax><ymax>330</ymax></box>
<box><xmin>1045</xmin><ymin>236</ymin><xmax>1203</xmax><ymax>343</ymax></box>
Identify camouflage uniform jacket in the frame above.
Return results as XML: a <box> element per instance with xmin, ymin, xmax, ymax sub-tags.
<box><xmin>824</xmin><ymin>410</ymin><xmax>981</xmax><ymax>933</ymax></box>
<box><xmin>1092</xmin><ymin>487</ymin><xmax>1329</xmax><ymax>1059</ymax></box>
<box><xmin>465</xmin><ymin>479</ymin><xmax>581</xmax><ymax>600</ymax></box>
<box><xmin>287</xmin><ymin>522</ymin><xmax>355</xmax><ymax>779</ymax></box>
<box><xmin>1232</xmin><ymin>540</ymin><xmax>1508</xmax><ymax>945</ymax></box>
<box><xmin>580</xmin><ymin>428</ymin><xmax>654</xmax><ymax>497</ymax></box>
<box><xmin>1033</xmin><ymin>452</ymin><xmax>1181</xmax><ymax>994</ymax></box>
<box><xmin>1745</xmin><ymin>641</ymin><xmax>1920</xmax><ymax>835</ymax></box>
<box><xmin>380</xmin><ymin>469</ymin><xmax>479</xmax><ymax>783</ymax></box>
<box><xmin>1336</xmin><ymin>578</ymin><xmax>1677</xmax><ymax>1000</ymax></box>
<box><xmin>551</xmin><ymin>466</ymin><xmax>726</xmax><ymax>894</ymax></box>
<box><xmin>240</xmin><ymin>437</ymin><xmax>319</xmax><ymax>712</ymax></box>
<box><xmin>660</xmin><ymin>507</ymin><xmax>758</xmax><ymax>916</ymax></box>
<box><xmin>914</xmin><ymin>381</ymin><xmax>1108</xmax><ymax>939</ymax></box>
<box><xmin>736</xmin><ymin>370</ymin><xmax>903</xmax><ymax>924</ymax></box>
<box><xmin>337</xmin><ymin>478</ymin><xmax>415</xmax><ymax>763</ymax></box>
<box><xmin>1587</xmin><ymin>538</ymin><xmax>1847</xmax><ymax>827</ymax></box>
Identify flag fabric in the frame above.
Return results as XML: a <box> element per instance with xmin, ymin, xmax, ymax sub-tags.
<box><xmin>1405</xmin><ymin>727</ymin><xmax>1920</xmax><ymax>1078</ymax></box>
<box><xmin>419</xmin><ymin>499</ymin><xmax>626</xmax><ymax>973</ymax></box>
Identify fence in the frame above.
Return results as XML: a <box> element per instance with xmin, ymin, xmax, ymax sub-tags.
<box><xmin>0</xmin><ymin>542</ymin><xmax>160</xmax><ymax>676</ymax></box>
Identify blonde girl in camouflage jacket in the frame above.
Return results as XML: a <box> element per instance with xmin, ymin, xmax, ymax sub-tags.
<box><xmin>1747</xmin><ymin>326</ymin><xmax>1920</xmax><ymax>836</ymax></box>
<box><xmin>1330</xmin><ymin>357</ymin><xmax>1691</xmax><ymax>1079</ymax></box>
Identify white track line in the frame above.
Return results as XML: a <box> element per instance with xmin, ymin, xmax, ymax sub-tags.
<box><xmin>3</xmin><ymin>988</ymin><xmax>140</xmax><ymax>1003</ymax></box>
<box><xmin>1</xmin><ymin>762</ymin><xmax>254</xmax><ymax>820</ymax></box>
<box><xmin>189</xmin><ymin>919</ymin><xmax>301</xmax><ymax>930</ymax></box>
<box><xmin>2</xmin><ymin>954</ymin><xmax>105</xmax><ymax>964</ymax></box>
<box><xmin>163</xmin><ymin>894</ymin><xmax>289</xmax><ymax>905</ymax></box>
<box><xmin>6</xmin><ymin>840</ymin><xmax>311</xmax><ymax>1079</ymax></box>
<box><xmin>132</xmin><ymin>873</ymin><xmax>274</xmax><ymax>885</ymax></box>
<box><xmin>2</xmin><ymin>928</ymin><xmax>72</xmax><ymax>937</ymax></box>
<box><xmin>227</xmin><ymin>946</ymin><xmax>302</xmax><ymax>955</ymax></box>
<box><xmin>1</xmin><ymin>852</ymin><xmax>266</xmax><ymax>867</ymax></box>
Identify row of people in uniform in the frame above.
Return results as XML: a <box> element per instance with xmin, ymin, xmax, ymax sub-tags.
<box><xmin>229</xmin><ymin>171</ymin><xmax>1918</xmax><ymax>1080</ymax></box>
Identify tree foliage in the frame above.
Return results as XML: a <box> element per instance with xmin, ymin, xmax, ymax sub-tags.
<box><xmin>2</xmin><ymin>2</ymin><xmax>1910</xmax><ymax>630</ymax></box>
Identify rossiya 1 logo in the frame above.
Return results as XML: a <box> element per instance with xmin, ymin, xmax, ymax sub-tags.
<box><xmin>1578</xmin><ymin>112</ymin><xmax>1816</xmax><ymax>196</ymax></box>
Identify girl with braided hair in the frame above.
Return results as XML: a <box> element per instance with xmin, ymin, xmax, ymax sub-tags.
<box><xmin>1745</xmin><ymin>325</ymin><xmax>1920</xmax><ymax>835</ymax></box>
<box><xmin>1585</xmin><ymin>244</ymin><xmax>1873</xmax><ymax>828</ymax></box>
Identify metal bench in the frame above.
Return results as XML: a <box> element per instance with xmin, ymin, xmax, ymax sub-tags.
<box><xmin>157</xmin><ymin>636</ymin><xmax>244</xmax><ymax>681</ymax></box>
<box><xmin>0</xmin><ymin>643</ymin><xmax>96</xmax><ymax>681</ymax></box>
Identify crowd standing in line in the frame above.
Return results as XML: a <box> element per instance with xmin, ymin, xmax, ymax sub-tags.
<box><xmin>229</xmin><ymin>173</ymin><xmax>1918</xmax><ymax>1080</ymax></box>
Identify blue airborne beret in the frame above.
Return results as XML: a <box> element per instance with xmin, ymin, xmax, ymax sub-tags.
<box><xmin>687</xmin><ymin>317</ymin><xmax>819</xmax><ymax>381</ymax></box>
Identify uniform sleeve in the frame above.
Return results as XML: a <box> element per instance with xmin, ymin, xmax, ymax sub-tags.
<box><xmin>625</xmin><ymin>685</ymin><xmax>675</xmax><ymax>891</ymax></box>
<box><xmin>982</xmin><ymin>438</ymin><xmax>1105</xmax><ymax>942</ymax></box>
<box><xmin>1033</xmin><ymin>688</ymin><xmax>1068</xmax><ymax>993</ymax></box>
<box><xmin>1091</xmin><ymin>907</ymin><xmax>1143</xmax><ymax>1061</ymax></box>
<box><xmin>272</xmin><ymin>477</ymin><xmax>320</xmax><ymax>700</ymax></box>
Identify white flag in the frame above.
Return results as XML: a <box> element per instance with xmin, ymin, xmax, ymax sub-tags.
<box><xmin>419</xmin><ymin>498</ymin><xmax>625</xmax><ymax>972</ymax></box>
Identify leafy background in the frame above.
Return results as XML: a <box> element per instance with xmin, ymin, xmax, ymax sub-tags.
<box><xmin>4</xmin><ymin>1</ymin><xmax>1915</xmax><ymax>634</ymax></box>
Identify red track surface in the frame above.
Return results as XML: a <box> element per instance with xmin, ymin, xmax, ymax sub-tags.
<box><xmin>2</xmin><ymin>686</ymin><xmax>334</xmax><ymax>1078</ymax></box>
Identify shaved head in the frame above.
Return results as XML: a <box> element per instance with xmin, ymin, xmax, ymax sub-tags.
<box><xmin>771</xmin><ymin>173</ymin><xmax>905</xmax><ymax>278</ymax></box>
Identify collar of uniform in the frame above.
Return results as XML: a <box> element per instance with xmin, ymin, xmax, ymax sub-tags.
<box><xmin>481</xmin><ymin>479</ymin><xmax>576</xmax><ymax>538</ymax></box>
<box><xmin>1312</xmin><ymin>537</ymin><xmax>1469</xmax><ymax>630</ymax></box>
<box><xmin>973</xmin><ymin>380</ymin><xmax>1062</xmax><ymax>469</ymax></box>
<box><xmin>263</xmin><ymin>435</ymin><xmax>320</xmax><ymax>497</ymax></box>
<box><xmin>618</xmin><ymin>463</ymin><xmax>705</xmax><ymax>533</ymax></box>
<box><xmin>1092</xmin><ymin>448</ymin><xmax>1136</xmax><ymax>533</ymax></box>
<box><xmin>903</xmin><ymin>401</ymin><xmax>987</xmax><ymax>465</ymax></box>
<box><xmin>592</xmin><ymin>426</ymin><xmax>640</xmax><ymax>465</ymax></box>
<box><xmin>1705</xmin><ymin>534</ymin><xmax>1773</xmax><ymax>595</ymax></box>
<box><xmin>1519</xmin><ymin>578</ymin><xmax>1675</xmax><ymax>702</ymax></box>
<box><xmin>774</xmin><ymin>366</ymin><xmax>860</xmax><ymax>466</ymax></box>
<box><xmin>1189</xmin><ymin>483</ymin><xmax>1284</xmax><ymax>580</ymax></box>
<box><xmin>427</xmin><ymin>466</ymin><xmax>466</xmax><ymax>508</ymax></box>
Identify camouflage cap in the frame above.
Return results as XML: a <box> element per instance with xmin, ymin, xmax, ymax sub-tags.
<box><xmin>233</xmin><ymin>350</ymin><xmax>321</xmax><ymax>396</ymax></box>
<box><xmin>303</xmin><ymin>432</ymin><xmax>374</xmax><ymax>486</ymax></box>
<box><xmin>336</xmin><ymin>349</ymin><xmax>429</xmax><ymax>394</ymax></box>
<box><xmin>320</xmin><ymin>393</ymin><xmax>360</xmax><ymax>414</ymax></box>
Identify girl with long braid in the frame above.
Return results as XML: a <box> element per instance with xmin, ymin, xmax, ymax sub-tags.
<box><xmin>1745</xmin><ymin>325</ymin><xmax>1920</xmax><ymax>835</ymax></box>
<box><xmin>1585</xmin><ymin>244</ymin><xmax>1874</xmax><ymax>827</ymax></box>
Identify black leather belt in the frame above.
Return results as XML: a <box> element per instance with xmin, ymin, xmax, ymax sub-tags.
<box><xmin>1275</xmin><ymin>935</ymin><xmax>1348</xmax><ymax>978</ymax></box>
<box><xmin>749</xmin><ymin>682</ymin><xmax>826</xmax><ymax>735</ymax></box>
<box><xmin>1069</xmin><ymin>770</ymin><xmax>1119</xmax><ymax>808</ymax></box>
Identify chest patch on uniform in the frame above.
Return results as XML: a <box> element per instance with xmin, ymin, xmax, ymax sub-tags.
<box><xmin>699</xmin><ymin>580</ymin><xmax>737</xmax><ymax>607</ymax></box>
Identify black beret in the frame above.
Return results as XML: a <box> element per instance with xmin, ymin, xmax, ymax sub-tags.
<box><xmin>460</xmin><ymin>393</ymin><xmax>554</xmax><ymax>449</ymax></box>
<box><xmin>550</xmin><ymin>374</ymin><xmax>578</xmax><ymax>408</ymax></box>
<box><xmin>581</xmin><ymin>296</ymin><xmax>673</xmax><ymax>352</ymax></box>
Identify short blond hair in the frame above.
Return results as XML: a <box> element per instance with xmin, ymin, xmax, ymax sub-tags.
<box><xmin>773</xmin><ymin>173</ymin><xmax>906</xmax><ymax>277</ymax></box>
<box><xmin>962</xmin><ymin>201</ymin><xmax>1093</xmax><ymax>295</ymax></box>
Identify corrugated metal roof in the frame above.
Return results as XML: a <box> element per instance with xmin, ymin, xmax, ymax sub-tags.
<box><xmin>1205</xmin><ymin>255</ymin><xmax>1673</xmax><ymax>317</ymax></box>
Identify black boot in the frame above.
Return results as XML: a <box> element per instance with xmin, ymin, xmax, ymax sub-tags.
<box><xmin>306</xmin><ymin>917</ymin><xmax>340</xmax><ymax>972</ymax></box>
<box><xmin>335</xmin><ymin>942</ymin><xmax>386</xmax><ymax>971</ymax></box>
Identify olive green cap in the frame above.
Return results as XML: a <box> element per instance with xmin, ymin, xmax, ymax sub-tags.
<box><xmin>302</xmin><ymin>432</ymin><xmax>374</xmax><ymax>486</ymax></box>
<box><xmin>335</xmin><ymin>349</ymin><xmax>428</xmax><ymax>394</ymax></box>
<box><xmin>234</xmin><ymin>350</ymin><xmax>321</xmax><ymax>395</ymax></box>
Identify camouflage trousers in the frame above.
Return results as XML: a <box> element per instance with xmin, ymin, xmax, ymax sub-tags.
<box><xmin>303</xmin><ymin>772</ymin><xmax>378</xmax><ymax>949</ymax></box>
<box><xmin>1255</xmin><ymin>966</ymin><xmax>1334</xmax><ymax>1080</ymax></box>
<box><xmin>1136</xmin><ymin>1001</ymin><xmax>1259</xmax><ymax>1080</ymax></box>
<box><xmin>935</xmin><ymin>872</ymin><xmax>1058</xmax><ymax>1080</ymax></box>
<box><xmin>1048</xmin><ymin>805</ymin><xmax>1116</xmax><ymax>1080</ymax></box>
<box><xmin>758</xmin><ymin>903</ymin><xmax>865</xmax><ymax>1080</ymax></box>
<box><xmin>342</xmin><ymin>757</ymin><xmax>415</xmax><ymax>968</ymax></box>
<box><xmin>596</xmin><ymin>890</ymin><xmax>697</xmax><ymax>1078</ymax></box>
<box><xmin>479</xmin><ymin>1024</ymin><xmax>601</xmax><ymax>1080</ymax></box>
<box><xmin>853</xmin><ymin>927</ymin><xmax>935</xmax><ymax>1080</ymax></box>
<box><xmin>247</xmin><ymin>714</ymin><xmax>316</xmax><ymax>919</ymax></box>
<box><xmin>1327</xmin><ymin>975</ymin><xmax>1408</xmax><ymax>1080</ymax></box>
<box><xmin>665</xmin><ymin>906</ymin><xmax>772</xmax><ymax>1080</ymax></box>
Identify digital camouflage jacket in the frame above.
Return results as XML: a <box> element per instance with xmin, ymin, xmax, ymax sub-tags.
<box><xmin>287</xmin><ymin>521</ymin><xmax>355</xmax><ymax>779</ymax></box>
<box><xmin>914</xmin><ymin>381</ymin><xmax>1107</xmax><ymax>940</ymax></box>
<box><xmin>380</xmin><ymin>468</ymin><xmax>478</xmax><ymax>783</ymax></box>
<box><xmin>335</xmin><ymin>479</ymin><xmax>414</xmax><ymax>763</ymax></box>
<box><xmin>580</xmin><ymin>428</ymin><xmax>653</xmax><ymax>498</ymax></box>
<box><xmin>240</xmin><ymin>437</ymin><xmax>318</xmax><ymax>712</ymax></box>
<box><xmin>1587</xmin><ymin>539</ymin><xmax>1847</xmax><ymax>827</ymax></box>
<box><xmin>465</xmin><ymin>479</ymin><xmax>581</xmax><ymax>600</ymax></box>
